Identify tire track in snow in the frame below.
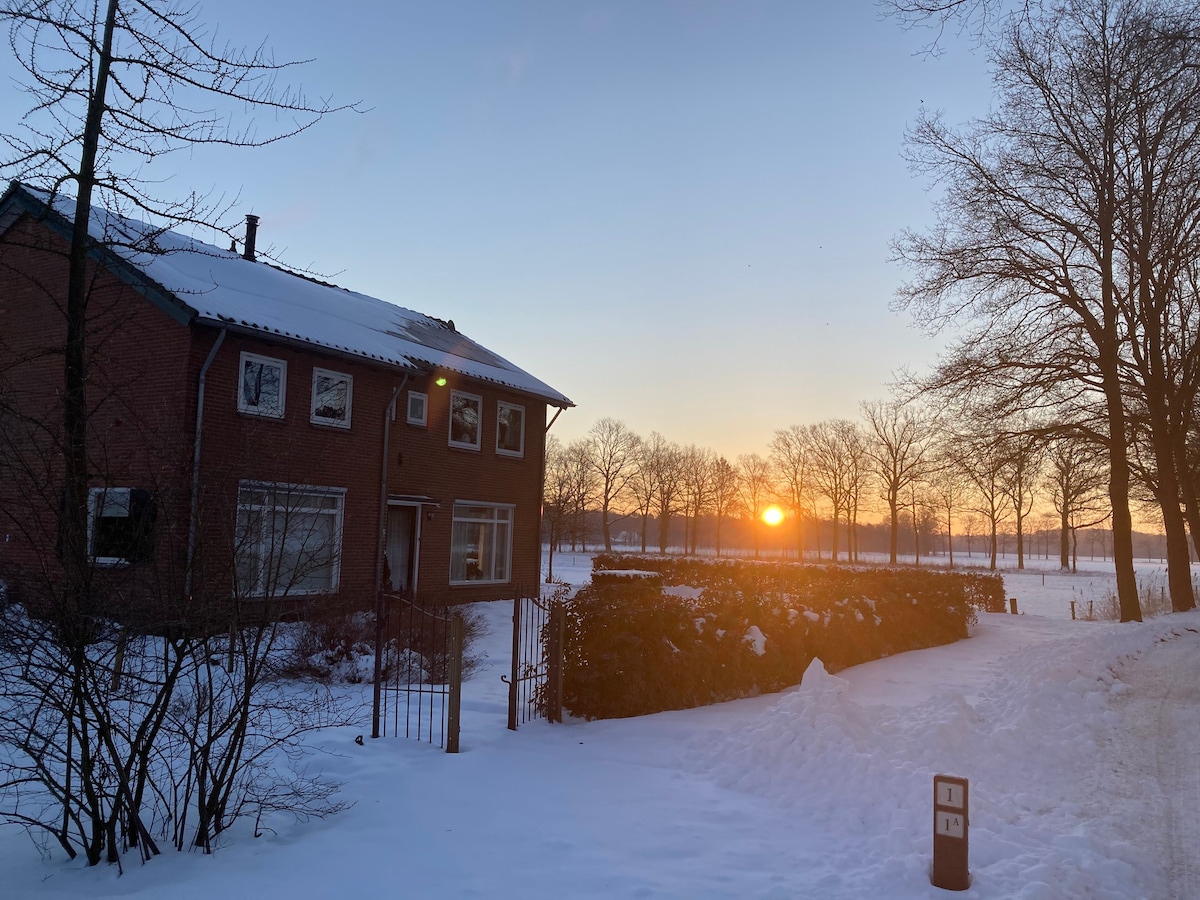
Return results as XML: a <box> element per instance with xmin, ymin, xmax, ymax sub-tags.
<box><xmin>1107</xmin><ymin>628</ymin><xmax>1200</xmax><ymax>900</ymax></box>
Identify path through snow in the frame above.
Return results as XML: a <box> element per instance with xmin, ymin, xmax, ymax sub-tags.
<box><xmin>1100</xmin><ymin>626</ymin><xmax>1200</xmax><ymax>900</ymax></box>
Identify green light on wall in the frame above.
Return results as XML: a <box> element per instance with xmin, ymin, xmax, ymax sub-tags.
<box><xmin>435</xmin><ymin>377</ymin><xmax>447</xmax><ymax>387</ymax></box>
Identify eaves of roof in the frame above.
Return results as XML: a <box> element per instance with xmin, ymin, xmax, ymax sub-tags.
<box><xmin>0</xmin><ymin>181</ymin><xmax>575</xmax><ymax>408</ymax></box>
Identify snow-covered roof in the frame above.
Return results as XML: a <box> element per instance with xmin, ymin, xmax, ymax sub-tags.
<box><xmin>1</xmin><ymin>182</ymin><xmax>573</xmax><ymax>407</ymax></box>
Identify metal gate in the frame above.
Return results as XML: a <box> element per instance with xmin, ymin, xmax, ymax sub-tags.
<box><xmin>504</xmin><ymin>594</ymin><xmax>565</xmax><ymax>729</ymax></box>
<box><xmin>371</xmin><ymin>593</ymin><xmax>463</xmax><ymax>752</ymax></box>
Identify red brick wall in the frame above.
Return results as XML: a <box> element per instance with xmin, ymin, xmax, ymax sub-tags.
<box><xmin>192</xmin><ymin>331</ymin><xmax>548</xmax><ymax>609</ymax></box>
<box><xmin>0</xmin><ymin>213</ymin><xmax>195</xmax><ymax>621</ymax></box>
<box><xmin>388</xmin><ymin>371</ymin><xmax>548</xmax><ymax>604</ymax></box>
<box><xmin>1</xmin><ymin>210</ymin><xmax>550</xmax><ymax>619</ymax></box>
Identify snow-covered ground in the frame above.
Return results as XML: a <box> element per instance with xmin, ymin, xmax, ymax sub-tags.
<box><xmin>3</xmin><ymin>555</ymin><xmax>1197</xmax><ymax>899</ymax></box>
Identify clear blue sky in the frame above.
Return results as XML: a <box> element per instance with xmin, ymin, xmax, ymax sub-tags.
<box><xmin>1</xmin><ymin>1</ymin><xmax>993</xmax><ymax>458</ymax></box>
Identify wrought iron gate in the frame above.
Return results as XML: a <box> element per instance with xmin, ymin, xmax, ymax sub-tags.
<box><xmin>371</xmin><ymin>593</ymin><xmax>463</xmax><ymax>752</ymax></box>
<box><xmin>505</xmin><ymin>594</ymin><xmax>565</xmax><ymax>729</ymax></box>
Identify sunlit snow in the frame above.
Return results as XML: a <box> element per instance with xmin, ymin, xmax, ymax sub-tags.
<box><xmin>3</xmin><ymin>553</ymin><xmax>1197</xmax><ymax>899</ymax></box>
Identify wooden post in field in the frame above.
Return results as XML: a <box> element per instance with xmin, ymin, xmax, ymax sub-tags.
<box><xmin>932</xmin><ymin>775</ymin><xmax>970</xmax><ymax>891</ymax></box>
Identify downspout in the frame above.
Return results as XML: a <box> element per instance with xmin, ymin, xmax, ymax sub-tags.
<box><xmin>541</xmin><ymin>406</ymin><xmax>566</xmax><ymax>585</ymax></box>
<box><xmin>372</xmin><ymin>379</ymin><xmax>406</xmax><ymax>739</ymax></box>
<box><xmin>185</xmin><ymin>328</ymin><xmax>227</xmax><ymax>602</ymax></box>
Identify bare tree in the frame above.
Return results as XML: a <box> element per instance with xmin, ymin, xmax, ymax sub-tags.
<box><xmin>543</xmin><ymin>437</ymin><xmax>595</xmax><ymax>579</ymax></box>
<box><xmin>927</xmin><ymin>443</ymin><xmax>969</xmax><ymax>567</ymax></box>
<box><xmin>948</xmin><ymin>422</ymin><xmax>1011</xmax><ymax>571</ymax></box>
<box><xmin>862</xmin><ymin>398</ymin><xmax>930</xmax><ymax>564</ymax></box>
<box><xmin>679</xmin><ymin>445</ymin><xmax>716</xmax><ymax>555</ymax></box>
<box><xmin>737</xmin><ymin>453</ymin><xmax>773</xmax><ymax>559</ymax></box>
<box><xmin>0</xmin><ymin>0</ymin><xmax>354</xmax><ymax>866</ymax></box>
<box><xmin>710</xmin><ymin>456</ymin><xmax>740</xmax><ymax>557</ymax></box>
<box><xmin>889</xmin><ymin>1</ymin><xmax>1200</xmax><ymax>619</ymax></box>
<box><xmin>901</xmin><ymin>482</ymin><xmax>940</xmax><ymax>564</ymax></box>
<box><xmin>0</xmin><ymin>458</ymin><xmax>352</xmax><ymax>864</ymax></box>
<box><xmin>879</xmin><ymin>0</ymin><xmax>1029</xmax><ymax>56</ymax></box>
<box><xmin>628</xmin><ymin>441</ymin><xmax>658</xmax><ymax>553</ymax></box>
<box><xmin>625</xmin><ymin>432</ymin><xmax>684</xmax><ymax>553</ymax></box>
<box><xmin>565</xmin><ymin>440</ymin><xmax>597</xmax><ymax>551</ymax></box>
<box><xmin>806</xmin><ymin>420</ymin><xmax>861</xmax><ymax>562</ymax></box>
<box><xmin>840</xmin><ymin>421</ymin><xmax>871</xmax><ymax>563</ymax></box>
<box><xmin>584</xmin><ymin>418</ymin><xmax>641</xmax><ymax>552</ymax></box>
<box><xmin>769</xmin><ymin>425</ymin><xmax>813</xmax><ymax>561</ymax></box>
<box><xmin>1044</xmin><ymin>434</ymin><xmax>1111</xmax><ymax>571</ymax></box>
<box><xmin>998</xmin><ymin>427</ymin><xmax>1044</xmax><ymax>570</ymax></box>
<box><xmin>962</xmin><ymin>512</ymin><xmax>981</xmax><ymax>558</ymax></box>
<box><xmin>650</xmin><ymin>438</ymin><xmax>685</xmax><ymax>554</ymax></box>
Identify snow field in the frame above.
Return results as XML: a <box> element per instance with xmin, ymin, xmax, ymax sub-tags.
<box><xmin>2</xmin><ymin>557</ymin><xmax>1196</xmax><ymax>898</ymax></box>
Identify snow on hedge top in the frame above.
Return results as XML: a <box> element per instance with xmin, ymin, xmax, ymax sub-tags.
<box><xmin>21</xmin><ymin>185</ymin><xmax>573</xmax><ymax>406</ymax></box>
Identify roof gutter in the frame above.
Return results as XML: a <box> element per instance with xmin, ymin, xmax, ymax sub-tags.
<box><xmin>185</xmin><ymin>328</ymin><xmax>226</xmax><ymax>602</ymax></box>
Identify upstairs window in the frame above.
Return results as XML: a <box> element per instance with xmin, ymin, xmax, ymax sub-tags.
<box><xmin>496</xmin><ymin>402</ymin><xmax>525</xmax><ymax>457</ymax></box>
<box><xmin>238</xmin><ymin>352</ymin><xmax>286</xmax><ymax>418</ymax></box>
<box><xmin>311</xmin><ymin>368</ymin><xmax>352</xmax><ymax>428</ymax></box>
<box><xmin>88</xmin><ymin>487</ymin><xmax>155</xmax><ymax>565</ymax></box>
<box><xmin>449</xmin><ymin>390</ymin><xmax>482</xmax><ymax>450</ymax></box>
<box><xmin>407</xmin><ymin>391</ymin><xmax>428</xmax><ymax>426</ymax></box>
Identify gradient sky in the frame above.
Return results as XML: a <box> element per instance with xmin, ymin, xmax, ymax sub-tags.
<box><xmin>1</xmin><ymin>1</ymin><xmax>995</xmax><ymax>458</ymax></box>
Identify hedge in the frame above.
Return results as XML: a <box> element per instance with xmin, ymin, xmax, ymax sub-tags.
<box><xmin>561</xmin><ymin>555</ymin><xmax>1003</xmax><ymax>720</ymax></box>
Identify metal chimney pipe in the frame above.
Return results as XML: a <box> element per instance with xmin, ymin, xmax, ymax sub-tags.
<box><xmin>242</xmin><ymin>214</ymin><xmax>259</xmax><ymax>261</ymax></box>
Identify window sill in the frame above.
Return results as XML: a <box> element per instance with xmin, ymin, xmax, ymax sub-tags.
<box><xmin>238</xmin><ymin>409</ymin><xmax>286</xmax><ymax>420</ymax></box>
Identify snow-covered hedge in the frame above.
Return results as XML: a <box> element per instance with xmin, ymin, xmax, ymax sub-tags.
<box><xmin>562</xmin><ymin>555</ymin><xmax>999</xmax><ymax>720</ymax></box>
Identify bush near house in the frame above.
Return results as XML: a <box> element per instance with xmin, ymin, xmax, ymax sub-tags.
<box><xmin>562</xmin><ymin>555</ymin><xmax>1002</xmax><ymax>720</ymax></box>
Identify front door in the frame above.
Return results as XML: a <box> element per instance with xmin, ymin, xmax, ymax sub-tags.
<box><xmin>386</xmin><ymin>505</ymin><xmax>419</xmax><ymax>594</ymax></box>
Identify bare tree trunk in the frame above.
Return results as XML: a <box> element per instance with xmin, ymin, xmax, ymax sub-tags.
<box><xmin>1059</xmin><ymin>506</ymin><xmax>1071</xmax><ymax>571</ymax></box>
<box><xmin>1101</xmin><ymin>356</ymin><xmax>1142</xmax><ymax>620</ymax></box>
<box><xmin>889</xmin><ymin>500</ymin><xmax>900</xmax><ymax>565</ymax></box>
<box><xmin>1148</xmin><ymin>417</ymin><xmax>1196</xmax><ymax>611</ymax></box>
<box><xmin>62</xmin><ymin>0</ymin><xmax>121</xmax><ymax>645</ymax></box>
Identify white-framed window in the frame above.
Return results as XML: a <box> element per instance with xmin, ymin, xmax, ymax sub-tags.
<box><xmin>407</xmin><ymin>391</ymin><xmax>428</xmax><ymax>426</ymax></box>
<box><xmin>448</xmin><ymin>390</ymin><xmax>482</xmax><ymax>450</ymax></box>
<box><xmin>234</xmin><ymin>482</ymin><xmax>345</xmax><ymax>597</ymax></box>
<box><xmin>450</xmin><ymin>502</ymin><xmax>513</xmax><ymax>584</ymax></box>
<box><xmin>496</xmin><ymin>402</ymin><xmax>525</xmax><ymax>457</ymax></box>
<box><xmin>238</xmin><ymin>352</ymin><xmax>287</xmax><ymax>418</ymax></box>
<box><xmin>310</xmin><ymin>367</ymin><xmax>352</xmax><ymax>428</ymax></box>
<box><xmin>87</xmin><ymin>487</ymin><xmax>155</xmax><ymax>565</ymax></box>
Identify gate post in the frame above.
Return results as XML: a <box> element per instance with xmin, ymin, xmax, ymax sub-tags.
<box><xmin>446</xmin><ymin>614</ymin><xmax>463</xmax><ymax>753</ymax></box>
<box><xmin>545</xmin><ymin>601</ymin><xmax>565</xmax><ymax>723</ymax></box>
<box><xmin>508</xmin><ymin>596</ymin><xmax>521</xmax><ymax>731</ymax></box>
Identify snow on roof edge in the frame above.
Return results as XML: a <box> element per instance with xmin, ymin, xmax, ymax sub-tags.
<box><xmin>6</xmin><ymin>181</ymin><xmax>574</xmax><ymax>408</ymax></box>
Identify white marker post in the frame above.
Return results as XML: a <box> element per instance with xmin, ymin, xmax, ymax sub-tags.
<box><xmin>932</xmin><ymin>775</ymin><xmax>969</xmax><ymax>891</ymax></box>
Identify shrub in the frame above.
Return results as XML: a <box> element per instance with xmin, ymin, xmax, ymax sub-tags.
<box><xmin>562</xmin><ymin>555</ymin><xmax>997</xmax><ymax>720</ymax></box>
<box><xmin>281</xmin><ymin>603</ymin><xmax>487</xmax><ymax>684</ymax></box>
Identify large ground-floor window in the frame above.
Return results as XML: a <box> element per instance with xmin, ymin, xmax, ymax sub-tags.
<box><xmin>450</xmin><ymin>502</ymin><xmax>513</xmax><ymax>584</ymax></box>
<box><xmin>235</xmin><ymin>482</ymin><xmax>345</xmax><ymax>597</ymax></box>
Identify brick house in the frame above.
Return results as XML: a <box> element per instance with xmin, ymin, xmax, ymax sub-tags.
<box><xmin>0</xmin><ymin>181</ymin><xmax>572</xmax><ymax>624</ymax></box>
